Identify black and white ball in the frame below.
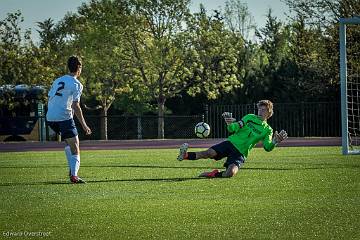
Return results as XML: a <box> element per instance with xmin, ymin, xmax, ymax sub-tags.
<box><xmin>194</xmin><ymin>122</ymin><xmax>210</xmax><ymax>138</ymax></box>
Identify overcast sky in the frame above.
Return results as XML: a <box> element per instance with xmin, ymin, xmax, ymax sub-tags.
<box><xmin>0</xmin><ymin>0</ymin><xmax>289</xmax><ymax>43</ymax></box>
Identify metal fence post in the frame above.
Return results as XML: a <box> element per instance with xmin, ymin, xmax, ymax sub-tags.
<box><xmin>204</xmin><ymin>104</ymin><xmax>209</xmax><ymax>123</ymax></box>
<box><xmin>137</xmin><ymin>116</ymin><xmax>142</xmax><ymax>139</ymax></box>
<box><xmin>301</xmin><ymin>101</ymin><xmax>305</xmax><ymax>137</ymax></box>
<box><xmin>37</xmin><ymin>103</ymin><xmax>46</xmax><ymax>142</ymax></box>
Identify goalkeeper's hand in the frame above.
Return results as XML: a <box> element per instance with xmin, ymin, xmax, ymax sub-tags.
<box><xmin>222</xmin><ymin>112</ymin><xmax>236</xmax><ymax>125</ymax></box>
<box><xmin>272</xmin><ymin>130</ymin><xmax>288</xmax><ymax>144</ymax></box>
<box><xmin>222</xmin><ymin>112</ymin><xmax>233</xmax><ymax>118</ymax></box>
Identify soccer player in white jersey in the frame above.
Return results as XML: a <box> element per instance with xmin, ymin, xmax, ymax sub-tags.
<box><xmin>46</xmin><ymin>56</ymin><xmax>92</xmax><ymax>184</ymax></box>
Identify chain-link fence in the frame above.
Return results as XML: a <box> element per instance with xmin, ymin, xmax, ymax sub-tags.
<box><xmin>77</xmin><ymin>115</ymin><xmax>205</xmax><ymax>140</ymax></box>
<box><xmin>0</xmin><ymin>102</ymin><xmax>341</xmax><ymax>141</ymax></box>
<box><xmin>207</xmin><ymin>102</ymin><xmax>341</xmax><ymax>138</ymax></box>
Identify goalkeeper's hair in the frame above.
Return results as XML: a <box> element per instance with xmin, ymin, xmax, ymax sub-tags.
<box><xmin>257</xmin><ymin>100</ymin><xmax>273</xmax><ymax>118</ymax></box>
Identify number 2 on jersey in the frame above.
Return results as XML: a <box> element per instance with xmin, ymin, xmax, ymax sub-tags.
<box><xmin>55</xmin><ymin>82</ymin><xmax>65</xmax><ymax>96</ymax></box>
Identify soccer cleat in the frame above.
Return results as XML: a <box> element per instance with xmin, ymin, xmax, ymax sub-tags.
<box><xmin>199</xmin><ymin>169</ymin><xmax>220</xmax><ymax>178</ymax></box>
<box><xmin>70</xmin><ymin>175</ymin><xmax>86</xmax><ymax>184</ymax></box>
<box><xmin>177</xmin><ymin>143</ymin><xmax>189</xmax><ymax>161</ymax></box>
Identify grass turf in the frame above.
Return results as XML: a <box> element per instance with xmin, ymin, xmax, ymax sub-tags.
<box><xmin>0</xmin><ymin>146</ymin><xmax>359</xmax><ymax>239</ymax></box>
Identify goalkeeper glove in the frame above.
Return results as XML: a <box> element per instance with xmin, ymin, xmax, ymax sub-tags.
<box><xmin>272</xmin><ymin>130</ymin><xmax>288</xmax><ymax>144</ymax></box>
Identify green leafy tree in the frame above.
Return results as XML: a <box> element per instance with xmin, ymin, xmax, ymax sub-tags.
<box><xmin>185</xmin><ymin>6</ymin><xmax>240</xmax><ymax>99</ymax></box>
<box><xmin>0</xmin><ymin>11</ymin><xmax>49</xmax><ymax>109</ymax></box>
<box><xmin>60</xmin><ymin>0</ymin><xmax>137</xmax><ymax>140</ymax></box>
<box><xmin>36</xmin><ymin>17</ymin><xmax>68</xmax><ymax>79</ymax></box>
<box><xmin>0</xmin><ymin>11</ymin><xmax>29</xmax><ymax>86</ymax></box>
<box><xmin>230</xmin><ymin>42</ymin><xmax>269</xmax><ymax>103</ymax></box>
<box><xmin>127</xmin><ymin>1</ymin><xmax>241</xmax><ymax>138</ymax></box>
<box><xmin>126</xmin><ymin>0</ymin><xmax>195</xmax><ymax>138</ymax></box>
<box><xmin>217</xmin><ymin>0</ymin><xmax>268</xmax><ymax>104</ymax></box>
<box><xmin>285</xmin><ymin>15</ymin><xmax>334</xmax><ymax>101</ymax></box>
<box><xmin>254</xmin><ymin>9</ymin><xmax>291</xmax><ymax>101</ymax></box>
<box><xmin>284</xmin><ymin>0</ymin><xmax>360</xmax><ymax>28</ymax></box>
<box><xmin>37</xmin><ymin>18</ymin><xmax>63</xmax><ymax>50</ymax></box>
<box><xmin>284</xmin><ymin>0</ymin><xmax>360</xmax><ymax>100</ymax></box>
<box><xmin>257</xmin><ymin>9</ymin><xmax>289</xmax><ymax>71</ymax></box>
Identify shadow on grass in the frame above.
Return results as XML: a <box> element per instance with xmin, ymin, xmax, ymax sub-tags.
<box><xmin>84</xmin><ymin>165</ymin><xmax>210</xmax><ymax>169</ymax></box>
<box><xmin>73</xmin><ymin>164</ymin><xmax>360</xmax><ymax>171</ymax></box>
<box><xmin>2</xmin><ymin>161</ymin><xmax>360</xmax><ymax>170</ymax></box>
<box><xmin>2</xmin><ymin>164</ymin><xmax>360</xmax><ymax>175</ymax></box>
<box><xmin>0</xmin><ymin>176</ymin><xmax>208</xmax><ymax>187</ymax></box>
<box><xmin>0</xmin><ymin>165</ymin><xmax>210</xmax><ymax>169</ymax></box>
<box><xmin>89</xmin><ymin>177</ymin><xmax>207</xmax><ymax>184</ymax></box>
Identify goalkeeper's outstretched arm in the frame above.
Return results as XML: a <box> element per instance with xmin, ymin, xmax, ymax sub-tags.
<box><xmin>263</xmin><ymin>129</ymin><xmax>288</xmax><ymax>152</ymax></box>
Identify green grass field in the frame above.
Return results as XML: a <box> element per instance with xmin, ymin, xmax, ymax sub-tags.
<box><xmin>0</xmin><ymin>146</ymin><xmax>359</xmax><ymax>240</ymax></box>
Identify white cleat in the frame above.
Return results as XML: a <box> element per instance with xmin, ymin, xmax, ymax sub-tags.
<box><xmin>177</xmin><ymin>143</ymin><xmax>189</xmax><ymax>161</ymax></box>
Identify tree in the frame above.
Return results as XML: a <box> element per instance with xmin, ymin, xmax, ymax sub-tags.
<box><xmin>283</xmin><ymin>0</ymin><xmax>360</xmax><ymax>101</ymax></box>
<box><xmin>229</xmin><ymin>42</ymin><xmax>269</xmax><ymax>103</ymax></box>
<box><xmin>127</xmin><ymin>1</ymin><xmax>241</xmax><ymax>138</ymax></box>
<box><xmin>0</xmin><ymin>11</ymin><xmax>49</xmax><ymax>109</ymax></box>
<box><xmin>59</xmin><ymin>0</ymin><xmax>137</xmax><ymax>140</ymax></box>
<box><xmin>126</xmin><ymin>0</ymin><xmax>194</xmax><ymax>138</ymax></box>
<box><xmin>223</xmin><ymin>0</ymin><xmax>256</xmax><ymax>41</ymax></box>
<box><xmin>217</xmin><ymin>1</ymin><xmax>268</xmax><ymax>104</ymax></box>
<box><xmin>0</xmin><ymin>11</ymin><xmax>29</xmax><ymax>86</ymax></box>
<box><xmin>37</xmin><ymin>18</ymin><xmax>61</xmax><ymax>49</ymax></box>
<box><xmin>254</xmin><ymin>9</ymin><xmax>291</xmax><ymax>101</ymax></box>
<box><xmin>285</xmin><ymin>15</ymin><xmax>334</xmax><ymax>101</ymax></box>
<box><xmin>185</xmin><ymin>6</ymin><xmax>240</xmax><ymax>99</ymax></box>
<box><xmin>284</xmin><ymin>0</ymin><xmax>360</xmax><ymax>28</ymax></box>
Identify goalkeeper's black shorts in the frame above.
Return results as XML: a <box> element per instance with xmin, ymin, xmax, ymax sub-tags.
<box><xmin>210</xmin><ymin>141</ymin><xmax>245</xmax><ymax>168</ymax></box>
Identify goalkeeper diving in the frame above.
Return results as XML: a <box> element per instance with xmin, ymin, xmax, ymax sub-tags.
<box><xmin>177</xmin><ymin>100</ymin><xmax>288</xmax><ymax>178</ymax></box>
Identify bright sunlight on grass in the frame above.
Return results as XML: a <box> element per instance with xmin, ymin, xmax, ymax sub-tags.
<box><xmin>0</xmin><ymin>147</ymin><xmax>359</xmax><ymax>239</ymax></box>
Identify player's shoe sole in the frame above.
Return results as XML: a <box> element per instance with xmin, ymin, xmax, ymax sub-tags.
<box><xmin>177</xmin><ymin>143</ymin><xmax>189</xmax><ymax>161</ymax></box>
<box><xmin>70</xmin><ymin>176</ymin><xmax>86</xmax><ymax>184</ymax></box>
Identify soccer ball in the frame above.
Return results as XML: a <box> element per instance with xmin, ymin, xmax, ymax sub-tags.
<box><xmin>194</xmin><ymin>122</ymin><xmax>210</xmax><ymax>138</ymax></box>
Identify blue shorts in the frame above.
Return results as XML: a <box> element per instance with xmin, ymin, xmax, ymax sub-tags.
<box><xmin>210</xmin><ymin>141</ymin><xmax>245</xmax><ymax>168</ymax></box>
<box><xmin>47</xmin><ymin>119</ymin><xmax>78</xmax><ymax>140</ymax></box>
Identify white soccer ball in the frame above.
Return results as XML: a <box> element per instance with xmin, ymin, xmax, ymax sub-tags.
<box><xmin>194</xmin><ymin>122</ymin><xmax>210</xmax><ymax>138</ymax></box>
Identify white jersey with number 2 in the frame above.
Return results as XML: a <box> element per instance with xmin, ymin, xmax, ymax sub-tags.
<box><xmin>46</xmin><ymin>75</ymin><xmax>83</xmax><ymax>121</ymax></box>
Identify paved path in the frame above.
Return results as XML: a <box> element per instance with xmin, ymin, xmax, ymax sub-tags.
<box><xmin>0</xmin><ymin>137</ymin><xmax>341</xmax><ymax>152</ymax></box>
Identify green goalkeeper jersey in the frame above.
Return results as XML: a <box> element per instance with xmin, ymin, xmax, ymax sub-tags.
<box><xmin>227</xmin><ymin>114</ymin><xmax>275</xmax><ymax>158</ymax></box>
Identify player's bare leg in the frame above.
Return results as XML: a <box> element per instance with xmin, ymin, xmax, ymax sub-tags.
<box><xmin>223</xmin><ymin>164</ymin><xmax>239</xmax><ymax>177</ymax></box>
<box><xmin>177</xmin><ymin>144</ymin><xmax>217</xmax><ymax>161</ymax></box>
<box><xmin>196</xmin><ymin>148</ymin><xmax>217</xmax><ymax>159</ymax></box>
<box><xmin>177</xmin><ymin>144</ymin><xmax>238</xmax><ymax>178</ymax></box>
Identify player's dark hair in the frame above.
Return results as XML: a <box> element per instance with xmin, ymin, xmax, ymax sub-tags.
<box><xmin>67</xmin><ymin>56</ymin><xmax>82</xmax><ymax>73</ymax></box>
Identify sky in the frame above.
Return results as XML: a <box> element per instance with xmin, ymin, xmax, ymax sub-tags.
<box><xmin>0</xmin><ymin>0</ymin><xmax>289</xmax><ymax>43</ymax></box>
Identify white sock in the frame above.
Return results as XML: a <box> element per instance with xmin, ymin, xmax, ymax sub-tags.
<box><xmin>70</xmin><ymin>154</ymin><xmax>80</xmax><ymax>177</ymax></box>
<box><xmin>64</xmin><ymin>146</ymin><xmax>72</xmax><ymax>172</ymax></box>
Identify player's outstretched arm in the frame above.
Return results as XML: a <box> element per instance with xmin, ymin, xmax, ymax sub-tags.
<box><xmin>272</xmin><ymin>130</ymin><xmax>288</xmax><ymax>144</ymax></box>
